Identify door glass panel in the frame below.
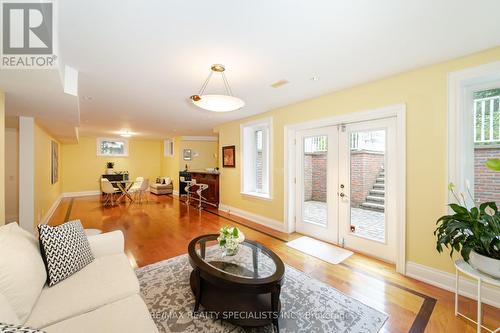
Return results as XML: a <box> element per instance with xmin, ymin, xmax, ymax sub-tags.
<box><xmin>349</xmin><ymin>130</ymin><xmax>386</xmax><ymax>242</ymax></box>
<box><xmin>302</xmin><ymin>136</ymin><xmax>328</xmax><ymax>226</ymax></box>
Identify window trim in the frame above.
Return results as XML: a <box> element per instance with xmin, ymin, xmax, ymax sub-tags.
<box><xmin>448</xmin><ymin>61</ymin><xmax>500</xmax><ymax>208</ymax></box>
<box><xmin>96</xmin><ymin>137</ymin><xmax>129</xmax><ymax>157</ymax></box>
<box><xmin>240</xmin><ymin>117</ymin><xmax>273</xmax><ymax>200</ymax></box>
<box><xmin>164</xmin><ymin>138</ymin><xmax>174</xmax><ymax>157</ymax></box>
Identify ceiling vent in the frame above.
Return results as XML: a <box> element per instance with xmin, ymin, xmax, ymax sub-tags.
<box><xmin>270</xmin><ymin>79</ymin><xmax>289</xmax><ymax>88</ymax></box>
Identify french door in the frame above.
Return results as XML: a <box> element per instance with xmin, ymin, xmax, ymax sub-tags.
<box><xmin>295</xmin><ymin>118</ymin><xmax>397</xmax><ymax>262</ymax></box>
<box><xmin>295</xmin><ymin>127</ymin><xmax>339</xmax><ymax>244</ymax></box>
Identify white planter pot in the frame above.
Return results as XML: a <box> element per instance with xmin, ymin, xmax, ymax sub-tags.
<box><xmin>468</xmin><ymin>250</ymin><xmax>500</xmax><ymax>278</ymax></box>
<box><xmin>106</xmin><ymin>168</ymin><xmax>114</xmax><ymax>175</ymax></box>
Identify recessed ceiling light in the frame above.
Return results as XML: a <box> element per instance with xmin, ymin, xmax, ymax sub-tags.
<box><xmin>270</xmin><ymin>80</ymin><xmax>289</xmax><ymax>88</ymax></box>
<box><xmin>81</xmin><ymin>96</ymin><xmax>93</xmax><ymax>101</ymax></box>
<box><xmin>310</xmin><ymin>76</ymin><xmax>319</xmax><ymax>81</ymax></box>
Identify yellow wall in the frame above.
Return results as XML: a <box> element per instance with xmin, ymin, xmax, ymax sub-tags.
<box><xmin>34</xmin><ymin>123</ymin><xmax>62</xmax><ymax>226</ymax></box>
<box><xmin>214</xmin><ymin>46</ymin><xmax>500</xmax><ymax>274</ymax></box>
<box><xmin>0</xmin><ymin>92</ymin><xmax>5</xmax><ymax>226</ymax></box>
<box><xmin>61</xmin><ymin>137</ymin><xmax>163</xmax><ymax>192</ymax></box>
<box><xmin>161</xmin><ymin>137</ymin><xmax>219</xmax><ymax>191</ymax></box>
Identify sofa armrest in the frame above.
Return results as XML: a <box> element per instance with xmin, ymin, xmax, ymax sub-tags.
<box><xmin>87</xmin><ymin>230</ymin><xmax>124</xmax><ymax>258</ymax></box>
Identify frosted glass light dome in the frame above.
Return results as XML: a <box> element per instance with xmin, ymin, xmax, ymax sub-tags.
<box><xmin>192</xmin><ymin>94</ymin><xmax>245</xmax><ymax>112</ymax></box>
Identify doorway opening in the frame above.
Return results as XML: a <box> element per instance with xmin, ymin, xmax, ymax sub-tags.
<box><xmin>285</xmin><ymin>105</ymin><xmax>406</xmax><ymax>273</ymax></box>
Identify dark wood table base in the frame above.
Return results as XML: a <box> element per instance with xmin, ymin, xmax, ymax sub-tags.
<box><xmin>190</xmin><ymin>270</ymin><xmax>281</xmax><ymax>330</ymax></box>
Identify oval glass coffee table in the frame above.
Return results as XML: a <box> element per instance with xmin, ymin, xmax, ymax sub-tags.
<box><xmin>188</xmin><ymin>234</ymin><xmax>285</xmax><ymax>331</ymax></box>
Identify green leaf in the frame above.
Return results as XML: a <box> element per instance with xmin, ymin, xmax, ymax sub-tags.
<box><xmin>485</xmin><ymin>158</ymin><xmax>500</xmax><ymax>171</ymax></box>
<box><xmin>449</xmin><ymin>204</ymin><xmax>469</xmax><ymax>215</ymax></box>
<box><xmin>232</xmin><ymin>227</ymin><xmax>239</xmax><ymax>237</ymax></box>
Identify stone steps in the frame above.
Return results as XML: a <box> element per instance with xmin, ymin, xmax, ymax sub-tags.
<box><xmin>366</xmin><ymin>195</ymin><xmax>385</xmax><ymax>203</ymax></box>
<box><xmin>360</xmin><ymin>202</ymin><xmax>385</xmax><ymax>211</ymax></box>
<box><xmin>369</xmin><ymin>189</ymin><xmax>385</xmax><ymax>196</ymax></box>
<box><xmin>360</xmin><ymin>168</ymin><xmax>385</xmax><ymax>212</ymax></box>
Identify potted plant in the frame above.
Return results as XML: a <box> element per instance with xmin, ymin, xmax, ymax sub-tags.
<box><xmin>106</xmin><ymin>162</ymin><xmax>115</xmax><ymax>175</ymax></box>
<box><xmin>217</xmin><ymin>226</ymin><xmax>245</xmax><ymax>256</ymax></box>
<box><xmin>435</xmin><ymin>183</ymin><xmax>500</xmax><ymax>278</ymax></box>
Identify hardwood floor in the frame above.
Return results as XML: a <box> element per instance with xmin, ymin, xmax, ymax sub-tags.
<box><xmin>48</xmin><ymin>194</ymin><xmax>499</xmax><ymax>333</ymax></box>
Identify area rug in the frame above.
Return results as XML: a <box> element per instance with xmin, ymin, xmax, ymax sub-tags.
<box><xmin>136</xmin><ymin>249</ymin><xmax>387</xmax><ymax>333</ymax></box>
<box><xmin>286</xmin><ymin>236</ymin><xmax>353</xmax><ymax>265</ymax></box>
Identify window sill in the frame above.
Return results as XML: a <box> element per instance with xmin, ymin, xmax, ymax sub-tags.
<box><xmin>240</xmin><ymin>191</ymin><xmax>272</xmax><ymax>201</ymax></box>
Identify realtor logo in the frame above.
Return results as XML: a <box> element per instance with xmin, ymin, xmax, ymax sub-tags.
<box><xmin>1</xmin><ymin>0</ymin><xmax>57</xmax><ymax>69</ymax></box>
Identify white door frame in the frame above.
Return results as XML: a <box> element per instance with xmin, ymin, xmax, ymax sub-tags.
<box><xmin>284</xmin><ymin>104</ymin><xmax>407</xmax><ymax>274</ymax></box>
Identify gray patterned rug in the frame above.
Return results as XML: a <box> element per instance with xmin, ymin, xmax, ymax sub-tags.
<box><xmin>136</xmin><ymin>250</ymin><xmax>388</xmax><ymax>333</ymax></box>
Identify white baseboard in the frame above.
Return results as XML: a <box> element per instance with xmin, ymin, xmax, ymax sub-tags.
<box><xmin>40</xmin><ymin>194</ymin><xmax>63</xmax><ymax>225</ymax></box>
<box><xmin>406</xmin><ymin>261</ymin><xmax>500</xmax><ymax>308</ymax></box>
<box><xmin>218</xmin><ymin>204</ymin><xmax>288</xmax><ymax>233</ymax></box>
<box><xmin>61</xmin><ymin>190</ymin><xmax>101</xmax><ymax>198</ymax></box>
<box><xmin>173</xmin><ymin>190</ymin><xmax>179</xmax><ymax>196</ymax></box>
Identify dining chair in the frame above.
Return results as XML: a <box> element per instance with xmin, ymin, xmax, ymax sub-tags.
<box><xmin>135</xmin><ymin>178</ymin><xmax>150</xmax><ymax>204</ymax></box>
<box><xmin>129</xmin><ymin>176</ymin><xmax>144</xmax><ymax>196</ymax></box>
<box><xmin>101</xmin><ymin>178</ymin><xmax>119</xmax><ymax>206</ymax></box>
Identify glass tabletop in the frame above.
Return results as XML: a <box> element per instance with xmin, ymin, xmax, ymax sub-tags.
<box><xmin>195</xmin><ymin>236</ymin><xmax>277</xmax><ymax>279</ymax></box>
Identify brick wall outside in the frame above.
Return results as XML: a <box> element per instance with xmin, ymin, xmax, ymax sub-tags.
<box><xmin>350</xmin><ymin>151</ymin><xmax>384</xmax><ymax>207</ymax></box>
<box><xmin>304</xmin><ymin>153</ymin><xmax>327</xmax><ymax>202</ymax></box>
<box><xmin>301</xmin><ymin>147</ymin><xmax>498</xmax><ymax>206</ymax></box>
<box><xmin>303</xmin><ymin>151</ymin><xmax>383</xmax><ymax>205</ymax></box>
<box><xmin>304</xmin><ymin>154</ymin><xmax>313</xmax><ymax>201</ymax></box>
<box><xmin>474</xmin><ymin>146</ymin><xmax>500</xmax><ymax>204</ymax></box>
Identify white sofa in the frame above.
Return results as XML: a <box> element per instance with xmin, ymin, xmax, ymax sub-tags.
<box><xmin>0</xmin><ymin>222</ymin><xmax>158</xmax><ymax>333</ymax></box>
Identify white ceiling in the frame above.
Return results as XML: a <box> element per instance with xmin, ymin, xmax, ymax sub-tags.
<box><xmin>2</xmin><ymin>0</ymin><xmax>500</xmax><ymax>141</ymax></box>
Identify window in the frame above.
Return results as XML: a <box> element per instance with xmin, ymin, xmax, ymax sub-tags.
<box><xmin>448</xmin><ymin>62</ymin><xmax>500</xmax><ymax>207</ymax></box>
<box><xmin>241</xmin><ymin>118</ymin><xmax>272</xmax><ymax>199</ymax></box>
<box><xmin>473</xmin><ymin>88</ymin><xmax>500</xmax><ymax>204</ymax></box>
<box><xmin>164</xmin><ymin>139</ymin><xmax>174</xmax><ymax>157</ymax></box>
<box><xmin>97</xmin><ymin>138</ymin><xmax>128</xmax><ymax>157</ymax></box>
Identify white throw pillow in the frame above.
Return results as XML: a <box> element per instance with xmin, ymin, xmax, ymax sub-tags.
<box><xmin>0</xmin><ymin>223</ymin><xmax>47</xmax><ymax>323</ymax></box>
<box><xmin>161</xmin><ymin>177</ymin><xmax>171</xmax><ymax>185</ymax></box>
<box><xmin>0</xmin><ymin>291</ymin><xmax>20</xmax><ymax>325</ymax></box>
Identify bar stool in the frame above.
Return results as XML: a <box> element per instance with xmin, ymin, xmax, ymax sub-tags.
<box><xmin>180</xmin><ymin>176</ymin><xmax>195</xmax><ymax>205</ymax></box>
<box><xmin>195</xmin><ymin>182</ymin><xmax>209</xmax><ymax>209</ymax></box>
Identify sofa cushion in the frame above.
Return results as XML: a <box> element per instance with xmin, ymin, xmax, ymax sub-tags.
<box><xmin>38</xmin><ymin>220</ymin><xmax>94</xmax><ymax>286</ymax></box>
<box><xmin>0</xmin><ymin>292</ymin><xmax>20</xmax><ymax>325</ymax></box>
<box><xmin>0</xmin><ymin>223</ymin><xmax>47</xmax><ymax>323</ymax></box>
<box><xmin>42</xmin><ymin>294</ymin><xmax>158</xmax><ymax>333</ymax></box>
<box><xmin>26</xmin><ymin>254</ymin><xmax>139</xmax><ymax>328</ymax></box>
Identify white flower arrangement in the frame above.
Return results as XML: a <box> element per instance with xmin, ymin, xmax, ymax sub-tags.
<box><xmin>217</xmin><ymin>226</ymin><xmax>245</xmax><ymax>256</ymax></box>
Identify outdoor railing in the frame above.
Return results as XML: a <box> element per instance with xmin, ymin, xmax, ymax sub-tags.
<box><xmin>474</xmin><ymin>95</ymin><xmax>500</xmax><ymax>144</ymax></box>
<box><xmin>304</xmin><ymin>136</ymin><xmax>327</xmax><ymax>153</ymax></box>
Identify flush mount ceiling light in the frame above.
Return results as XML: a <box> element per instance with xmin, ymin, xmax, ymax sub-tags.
<box><xmin>190</xmin><ymin>64</ymin><xmax>245</xmax><ymax>112</ymax></box>
<box><xmin>119</xmin><ymin>130</ymin><xmax>133</xmax><ymax>138</ymax></box>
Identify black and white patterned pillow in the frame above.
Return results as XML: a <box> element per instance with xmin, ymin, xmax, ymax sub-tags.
<box><xmin>0</xmin><ymin>323</ymin><xmax>45</xmax><ymax>333</ymax></box>
<box><xmin>37</xmin><ymin>220</ymin><xmax>94</xmax><ymax>286</ymax></box>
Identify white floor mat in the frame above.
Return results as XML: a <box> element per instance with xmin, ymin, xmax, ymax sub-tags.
<box><xmin>286</xmin><ymin>236</ymin><xmax>353</xmax><ymax>264</ymax></box>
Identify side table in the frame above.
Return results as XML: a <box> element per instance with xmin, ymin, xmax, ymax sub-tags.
<box><xmin>454</xmin><ymin>259</ymin><xmax>500</xmax><ymax>333</ymax></box>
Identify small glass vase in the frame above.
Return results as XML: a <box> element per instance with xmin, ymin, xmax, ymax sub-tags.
<box><xmin>221</xmin><ymin>245</ymin><xmax>239</xmax><ymax>257</ymax></box>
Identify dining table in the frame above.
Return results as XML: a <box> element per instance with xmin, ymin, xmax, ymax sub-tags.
<box><xmin>109</xmin><ymin>179</ymin><xmax>136</xmax><ymax>203</ymax></box>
